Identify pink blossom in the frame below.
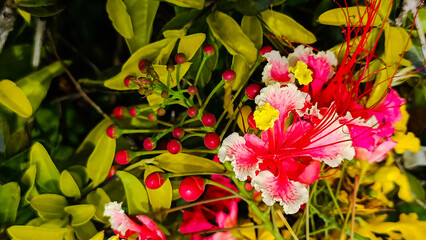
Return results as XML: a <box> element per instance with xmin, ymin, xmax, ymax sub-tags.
<box><xmin>262</xmin><ymin>50</ymin><xmax>292</xmax><ymax>85</ymax></box>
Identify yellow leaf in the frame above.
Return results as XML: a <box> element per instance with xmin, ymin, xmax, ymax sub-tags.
<box><xmin>178</xmin><ymin>33</ymin><xmax>206</xmax><ymax>61</ymax></box>
<box><xmin>241</xmin><ymin>15</ymin><xmax>263</xmax><ymax>49</ymax></box>
<box><xmin>89</xmin><ymin>231</ymin><xmax>104</xmax><ymax>240</ymax></box>
<box><xmin>317</xmin><ymin>6</ymin><xmax>382</xmax><ymax>26</ymax></box>
<box><xmin>237</xmin><ymin>105</ymin><xmax>252</xmax><ymax>133</ymax></box>
<box><xmin>106</xmin><ymin>0</ymin><xmax>134</xmax><ymax>39</ymax></box>
<box><xmin>383</xmin><ymin>24</ymin><xmax>412</xmax><ymax>65</ymax></box>
<box><xmin>0</xmin><ymin>80</ymin><xmax>33</xmax><ymax>118</ymax></box>
<box><xmin>7</xmin><ymin>226</ymin><xmax>68</xmax><ymax>240</ymax></box>
<box><xmin>230</xmin><ymin>55</ymin><xmax>249</xmax><ymax>91</ymax></box>
<box><xmin>392</xmin><ymin>132</ymin><xmax>421</xmax><ymax>154</ymax></box>
<box><xmin>18</xmin><ymin>9</ymin><xmax>31</xmax><ymax>23</ymax></box>
<box><xmin>163</xmin><ymin>0</ymin><xmax>205</xmax><ymax>10</ymax></box>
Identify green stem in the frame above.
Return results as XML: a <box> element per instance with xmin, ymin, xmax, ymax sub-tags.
<box><xmin>199</xmin><ymin>79</ymin><xmax>225</xmax><ymax>113</ymax></box>
<box><xmin>324</xmin><ymin>178</ymin><xmax>344</xmax><ymax>221</ymax></box>
<box><xmin>205</xmin><ymin>179</ymin><xmax>245</xmax><ymax>200</ymax></box>
<box><xmin>138</xmin><ymin>115</ymin><xmax>174</xmax><ymax>127</ymax></box>
<box><xmin>180</xmin><ymin>133</ymin><xmax>205</xmax><ymax>142</ymax></box>
<box><xmin>194</xmin><ymin>54</ymin><xmax>208</xmax><ymax>87</ymax></box>
<box><xmin>122</xmin><ymin>129</ymin><xmax>168</xmax><ymax>134</ymax></box>
<box><xmin>176</xmin><ymin>64</ymin><xmax>181</xmax><ymax>92</ymax></box>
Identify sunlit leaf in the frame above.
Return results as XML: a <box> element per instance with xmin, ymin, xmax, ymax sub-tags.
<box><xmin>163</xmin><ymin>0</ymin><xmax>204</xmax><ymax>10</ymax></box>
<box><xmin>154</xmin><ymin>153</ymin><xmax>225</xmax><ymax>173</ymax></box>
<box><xmin>0</xmin><ymin>80</ymin><xmax>32</xmax><ymax>118</ymax></box>
<box><xmin>7</xmin><ymin>226</ymin><xmax>68</xmax><ymax>240</ymax></box>
<box><xmin>124</xmin><ymin>0</ymin><xmax>160</xmax><ymax>53</ymax></box>
<box><xmin>317</xmin><ymin>6</ymin><xmax>382</xmax><ymax>26</ymax></box>
<box><xmin>207</xmin><ymin>11</ymin><xmax>258</xmax><ymax>66</ymax></box>
<box><xmin>237</xmin><ymin>105</ymin><xmax>252</xmax><ymax>133</ymax></box>
<box><xmin>86</xmin><ymin>188</ymin><xmax>111</xmax><ymax>223</ymax></box>
<box><xmin>0</xmin><ymin>182</ymin><xmax>20</xmax><ymax>228</ymax></box>
<box><xmin>177</xmin><ymin>33</ymin><xmax>206</xmax><ymax>61</ymax></box>
<box><xmin>67</xmin><ymin>165</ymin><xmax>90</xmax><ymax>190</ymax></box>
<box><xmin>261</xmin><ymin>10</ymin><xmax>316</xmax><ymax>44</ymax></box>
<box><xmin>21</xmin><ymin>165</ymin><xmax>39</xmax><ymax>204</ymax></box>
<box><xmin>30</xmin><ymin>142</ymin><xmax>61</xmax><ymax>194</ymax></box>
<box><xmin>231</xmin><ymin>55</ymin><xmax>249</xmax><ymax>91</ymax></box>
<box><xmin>64</xmin><ymin>204</ymin><xmax>96</xmax><ymax>227</ymax></box>
<box><xmin>116</xmin><ymin>171</ymin><xmax>150</xmax><ymax>214</ymax></box>
<box><xmin>383</xmin><ymin>24</ymin><xmax>412</xmax><ymax>65</ymax></box>
<box><xmin>89</xmin><ymin>231</ymin><xmax>104</xmax><ymax>240</ymax></box>
<box><xmin>30</xmin><ymin>194</ymin><xmax>68</xmax><ymax>220</ymax></box>
<box><xmin>242</xmin><ymin>15</ymin><xmax>263</xmax><ymax>49</ymax></box>
<box><xmin>60</xmin><ymin>170</ymin><xmax>81</xmax><ymax>198</ymax></box>
<box><xmin>106</xmin><ymin>0</ymin><xmax>134</xmax><ymax>39</ymax></box>
<box><xmin>144</xmin><ymin>165</ymin><xmax>172</xmax><ymax>221</ymax></box>
<box><xmin>73</xmin><ymin>221</ymin><xmax>97</xmax><ymax>240</ymax></box>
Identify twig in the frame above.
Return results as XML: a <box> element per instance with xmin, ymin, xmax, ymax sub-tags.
<box><xmin>278</xmin><ymin>210</ymin><xmax>299</xmax><ymax>240</ymax></box>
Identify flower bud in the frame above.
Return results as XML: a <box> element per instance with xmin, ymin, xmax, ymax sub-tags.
<box><xmin>145</xmin><ymin>172</ymin><xmax>166</xmax><ymax>189</ymax></box>
<box><xmin>222</xmin><ymin>70</ymin><xmax>236</xmax><ymax>82</ymax></box>
<box><xmin>115</xmin><ymin>150</ymin><xmax>131</xmax><ymax>165</ymax></box>
<box><xmin>113</xmin><ymin>106</ymin><xmax>126</xmax><ymax>119</ymax></box>
<box><xmin>245</xmin><ymin>83</ymin><xmax>262</xmax><ymax>100</ymax></box>
<box><xmin>204</xmin><ymin>132</ymin><xmax>220</xmax><ymax>149</ymax></box>
<box><xmin>203</xmin><ymin>44</ymin><xmax>215</xmax><ymax>54</ymax></box>
<box><xmin>179</xmin><ymin>176</ymin><xmax>205</xmax><ymax>201</ymax></box>
<box><xmin>175</xmin><ymin>53</ymin><xmax>186</xmax><ymax>64</ymax></box>
<box><xmin>143</xmin><ymin>138</ymin><xmax>156</xmax><ymax>151</ymax></box>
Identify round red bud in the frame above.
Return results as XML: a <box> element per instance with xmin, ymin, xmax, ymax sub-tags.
<box><xmin>222</xmin><ymin>70</ymin><xmax>236</xmax><ymax>82</ymax></box>
<box><xmin>113</xmin><ymin>106</ymin><xmax>126</xmax><ymax>119</ymax></box>
<box><xmin>157</xmin><ymin>108</ymin><xmax>166</xmax><ymax>116</ymax></box>
<box><xmin>187</xmin><ymin>86</ymin><xmax>197</xmax><ymax>95</ymax></box>
<box><xmin>204</xmin><ymin>132</ymin><xmax>220</xmax><ymax>149</ymax></box>
<box><xmin>148</xmin><ymin>113</ymin><xmax>156</xmax><ymax>121</ymax></box>
<box><xmin>124</xmin><ymin>76</ymin><xmax>135</xmax><ymax>87</ymax></box>
<box><xmin>260</xmin><ymin>45</ymin><xmax>273</xmax><ymax>55</ymax></box>
<box><xmin>179</xmin><ymin>176</ymin><xmax>205</xmax><ymax>202</ymax></box>
<box><xmin>145</xmin><ymin>172</ymin><xmax>166</xmax><ymax>189</ymax></box>
<box><xmin>203</xmin><ymin>44</ymin><xmax>215</xmax><ymax>54</ymax></box>
<box><xmin>172</xmin><ymin>128</ymin><xmax>184</xmax><ymax>139</ymax></box>
<box><xmin>245</xmin><ymin>83</ymin><xmax>262</xmax><ymax>100</ymax></box>
<box><xmin>167</xmin><ymin>139</ymin><xmax>182</xmax><ymax>154</ymax></box>
<box><xmin>139</xmin><ymin>60</ymin><xmax>150</xmax><ymax>73</ymax></box>
<box><xmin>187</xmin><ymin>107</ymin><xmax>198</xmax><ymax>118</ymax></box>
<box><xmin>175</xmin><ymin>53</ymin><xmax>186</xmax><ymax>64</ymax></box>
<box><xmin>248</xmin><ymin>112</ymin><xmax>258</xmax><ymax>129</ymax></box>
<box><xmin>129</xmin><ymin>107</ymin><xmax>137</xmax><ymax>117</ymax></box>
<box><xmin>143</xmin><ymin>138</ymin><xmax>156</xmax><ymax>151</ymax></box>
<box><xmin>115</xmin><ymin>150</ymin><xmax>131</xmax><ymax>165</ymax></box>
<box><xmin>107</xmin><ymin>125</ymin><xmax>118</xmax><ymax>139</ymax></box>
<box><xmin>107</xmin><ymin>165</ymin><xmax>118</xmax><ymax>178</ymax></box>
<box><xmin>201</xmin><ymin>113</ymin><xmax>216</xmax><ymax>127</ymax></box>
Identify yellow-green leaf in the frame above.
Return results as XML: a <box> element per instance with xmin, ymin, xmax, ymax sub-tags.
<box><xmin>241</xmin><ymin>15</ymin><xmax>263</xmax><ymax>49</ymax></box>
<box><xmin>30</xmin><ymin>142</ymin><xmax>61</xmax><ymax>194</ymax></box>
<box><xmin>60</xmin><ymin>170</ymin><xmax>81</xmax><ymax>198</ymax></box>
<box><xmin>230</xmin><ymin>55</ymin><xmax>249</xmax><ymax>91</ymax></box>
<box><xmin>89</xmin><ymin>231</ymin><xmax>104</xmax><ymax>240</ymax></box>
<box><xmin>163</xmin><ymin>0</ymin><xmax>204</xmax><ymax>10</ymax></box>
<box><xmin>0</xmin><ymin>80</ymin><xmax>32</xmax><ymax>118</ymax></box>
<box><xmin>207</xmin><ymin>11</ymin><xmax>258</xmax><ymax>66</ymax></box>
<box><xmin>106</xmin><ymin>0</ymin><xmax>134</xmax><ymax>39</ymax></box>
<box><xmin>104</xmin><ymin>38</ymin><xmax>177</xmax><ymax>90</ymax></box>
<box><xmin>177</xmin><ymin>33</ymin><xmax>206</xmax><ymax>61</ymax></box>
<box><xmin>86</xmin><ymin>126</ymin><xmax>116</xmax><ymax>187</ymax></box>
<box><xmin>366</xmin><ymin>64</ymin><xmax>396</xmax><ymax>108</ymax></box>
<box><xmin>0</xmin><ymin>182</ymin><xmax>20</xmax><ymax>226</ymax></box>
<box><xmin>18</xmin><ymin>9</ymin><xmax>31</xmax><ymax>23</ymax></box>
<box><xmin>67</xmin><ymin>165</ymin><xmax>90</xmax><ymax>190</ymax></box>
<box><xmin>30</xmin><ymin>194</ymin><xmax>68</xmax><ymax>220</ymax></box>
<box><xmin>383</xmin><ymin>24</ymin><xmax>412</xmax><ymax>65</ymax></box>
<box><xmin>73</xmin><ymin>221</ymin><xmax>97</xmax><ymax>240</ymax></box>
<box><xmin>116</xmin><ymin>171</ymin><xmax>150</xmax><ymax>214</ymax></box>
<box><xmin>237</xmin><ymin>105</ymin><xmax>252</xmax><ymax>133</ymax></box>
<box><xmin>86</xmin><ymin>188</ymin><xmax>111</xmax><ymax>223</ymax></box>
<box><xmin>22</xmin><ymin>165</ymin><xmax>39</xmax><ymax>204</ymax></box>
<box><xmin>261</xmin><ymin>10</ymin><xmax>316</xmax><ymax>44</ymax></box>
<box><xmin>154</xmin><ymin>153</ymin><xmax>225</xmax><ymax>173</ymax></box>
<box><xmin>64</xmin><ymin>204</ymin><xmax>96</xmax><ymax>227</ymax></box>
<box><xmin>317</xmin><ymin>6</ymin><xmax>382</xmax><ymax>26</ymax></box>
<box><xmin>7</xmin><ymin>226</ymin><xmax>68</xmax><ymax>240</ymax></box>
<box><xmin>144</xmin><ymin>165</ymin><xmax>172</xmax><ymax>221</ymax></box>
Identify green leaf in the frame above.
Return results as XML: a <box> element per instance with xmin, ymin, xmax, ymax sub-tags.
<box><xmin>73</xmin><ymin>221</ymin><xmax>97</xmax><ymax>240</ymax></box>
<box><xmin>317</xmin><ymin>6</ymin><xmax>382</xmax><ymax>26</ymax></box>
<box><xmin>0</xmin><ymin>182</ymin><xmax>20</xmax><ymax>229</ymax></box>
<box><xmin>242</xmin><ymin>15</ymin><xmax>263</xmax><ymax>49</ymax></box>
<box><xmin>106</xmin><ymin>0</ymin><xmax>134</xmax><ymax>39</ymax></box>
<box><xmin>89</xmin><ymin>231</ymin><xmax>104</xmax><ymax>240</ymax></box>
<box><xmin>124</xmin><ymin>0</ymin><xmax>160</xmax><ymax>53</ymax></box>
<box><xmin>419</xmin><ymin>8</ymin><xmax>426</xmax><ymax>33</ymax></box>
<box><xmin>207</xmin><ymin>11</ymin><xmax>258</xmax><ymax>66</ymax></box>
<box><xmin>67</xmin><ymin>165</ymin><xmax>90</xmax><ymax>190</ymax></box>
<box><xmin>5</xmin><ymin>130</ymin><xmax>29</xmax><ymax>158</ymax></box>
<box><xmin>16</xmin><ymin>61</ymin><xmax>68</xmax><ymax>113</ymax></box>
<box><xmin>104</xmin><ymin>38</ymin><xmax>178</xmax><ymax>90</ymax></box>
<box><xmin>144</xmin><ymin>165</ymin><xmax>172</xmax><ymax>221</ymax></box>
<box><xmin>0</xmin><ymin>114</ymin><xmax>9</xmax><ymax>153</ymax></box>
<box><xmin>21</xmin><ymin>165</ymin><xmax>39</xmax><ymax>204</ymax></box>
<box><xmin>261</xmin><ymin>10</ymin><xmax>316</xmax><ymax>44</ymax></box>
<box><xmin>30</xmin><ymin>142</ymin><xmax>61</xmax><ymax>194</ymax></box>
<box><xmin>231</xmin><ymin>55</ymin><xmax>250</xmax><ymax>91</ymax></box>
<box><xmin>177</xmin><ymin>33</ymin><xmax>206</xmax><ymax>61</ymax></box>
<box><xmin>163</xmin><ymin>0</ymin><xmax>205</xmax><ymax>10</ymax></box>
<box><xmin>116</xmin><ymin>171</ymin><xmax>150</xmax><ymax>214</ymax></box>
<box><xmin>60</xmin><ymin>170</ymin><xmax>81</xmax><ymax>198</ymax></box>
<box><xmin>0</xmin><ymin>80</ymin><xmax>33</xmax><ymax>118</ymax></box>
<box><xmin>231</xmin><ymin>0</ymin><xmax>272</xmax><ymax>15</ymax></box>
<box><xmin>406</xmin><ymin>172</ymin><xmax>426</xmax><ymax>203</ymax></box>
<box><xmin>0</xmin><ymin>44</ymin><xmax>32</xmax><ymax>80</ymax></box>
<box><xmin>161</xmin><ymin>9</ymin><xmax>200</xmax><ymax>33</ymax></box>
<box><xmin>86</xmin><ymin>126</ymin><xmax>116</xmax><ymax>188</ymax></box>
<box><xmin>16</xmin><ymin>2</ymin><xmax>67</xmax><ymax>17</ymax></box>
<box><xmin>7</xmin><ymin>226</ymin><xmax>68</xmax><ymax>240</ymax></box>
<box><xmin>154</xmin><ymin>153</ymin><xmax>225</xmax><ymax>173</ymax></box>
<box><xmin>86</xmin><ymin>188</ymin><xmax>111</xmax><ymax>224</ymax></box>
<box><xmin>30</xmin><ymin>194</ymin><xmax>68</xmax><ymax>220</ymax></box>
<box><xmin>64</xmin><ymin>204</ymin><xmax>96</xmax><ymax>227</ymax></box>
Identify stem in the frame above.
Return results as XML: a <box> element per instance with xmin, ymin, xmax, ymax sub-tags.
<box><xmin>306</xmin><ymin>186</ymin><xmax>310</xmax><ymax>239</ymax></box>
<box><xmin>122</xmin><ymin>129</ymin><xmax>168</xmax><ymax>134</ymax></box>
<box><xmin>324</xmin><ymin>179</ymin><xmax>344</xmax><ymax>221</ymax></box>
<box><xmin>194</xmin><ymin>54</ymin><xmax>208</xmax><ymax>87</ymax></box>
<box><xmin>339</xmin><ymin>202</ymin><xmax>352</xmax><ymax>240</ymax></box>
<box><xmin>200</xmin><ymin>79</ymin><xmax>225</xmax><ymax>113</ymax></box>
<box><xmin>138</xmin><ymin>115</ymin><xmax>174</xmax><ymax>127</ymax></box>
<box><xmin>183</xmin><ymin>224</ymin><xmax>263</xmax><ymax>236</ymax></box>
<box><xmin>180</xmin><ymin>133</ymin><xmax>205</xmax><ymax>142</ymax></box>
<box><xmin>176</xmin><ymin>64</ymin><xmax>181</xmax><ymax>91</ymax></box>
<box><xmin>350</xmin><ymin>176</ymin><xmax>359</xmax><ymax>240</ymax></box>
<box><xmin>205</xmin><ymin>179</ymin><xmax>245</xmax><ymax>200</ymax></box>
<box><xmin>277</xmin><ymin>210</ymin><xmax>299</xmax><ymax>240</ymax></box>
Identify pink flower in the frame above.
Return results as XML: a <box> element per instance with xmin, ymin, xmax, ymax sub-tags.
<box><xmin>104</xmin><ymin>202</ymin><xmax>165</xmax><ymax>240</ymax></box>
<box><xmin>262</xmin><ymin>51</ymin><xmax>292</xmax><ymax>85</ymax></box>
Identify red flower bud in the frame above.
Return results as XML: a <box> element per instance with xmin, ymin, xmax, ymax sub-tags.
<box><xmin>145</xmin><ymin>172</ymin><xmax>166</xmax><ymax>189</ymax></box>
<box><xmin>139</xmin><ymin>60</ymin><xmax>150</xmax><ymax>73</ymax></box>
<box><xmin>129</xmin><ymin>107</ymin><xmax>137</xmax><ymax>117</ymax></box>
<box><xmin>260</xmin><ymin>45</ymin><xmax>273</xmax><ymax>55</ymax></box>
<box><xmin>148</xmin><ymin>113</ymin><xmax>156</xmax><ymax>121</ymax></box>
<box><xmin>143</xmin><ymin>138</ymin><xmax>156</xmax><ymax>151</ymax></box>
<box><xmin>188</xmin><ymin>86</ymin><xmax>197</xmax><ymax>95</ymax></box>
<box><xmin>201</xmin><ymin>113</ymin><xmax>216</xmax><ymax>127</ymax></box>
<box><xmin>157</xmin><ymin>108</ymin><xmax>166</xmax><ymax>116</ymax></box>
<box><xmin>167</xmin><ymin>139</ymin><xmax>182</xmax><ymax>154</ymax></box>
<box><xmin>172</xmin><ymin>128</ymin><xmax>184</xmax><ymax>139</ymax></box>
<box><xmin>107</xmin><ymin>165</ymin><xmax>118</xmax><ymax>178</ymax></box>
<box><xmin>107</xmin><ymin>125</ymin><xmax>118</xmax><ymax>139</ymax></box>
<box><xmin>245</xmin><ymin>83</ymin><xmax>262</xmax><ymax>100</ymax></box>
<box><xmin>222</xmin><ymin>70</ymin><xmax>236</xmax><ymax>82</ymax></box>
<box><xmin>124</xmin><ymin>76</ymin><xmax>135</xmax><ymax>87</ymax></box>
<box><xmin>204</xmin><ymin>132</ymin><xmax>220</xmax><ymax>149</ymax></box>
<box><xmin>203</xmin><ymin>44</ymin><xmax>215</xmax><ymax>54</ymax></box>
<box><xmin>175</xmin><ymin>53</ymin><xmax>186</xmax><ymax>64</ymax></box>
<box><xmin>179</xmin><ymin>176</ymin><xmax>205</xmax><ymax>202</ymax></box>
<box><xmin>115</xmin><ymin>150</ymin><xmax>131</xmax><ymax>165</ymax></box>
<box><xmin>113</xmin><ymin>106</ymin><xmax>126</xmax><ymax>119</ymax></box>
<box><xmin>187</xmin><ymin>107</ymin><xmax>198</xmax><ymax>118</ymax></box>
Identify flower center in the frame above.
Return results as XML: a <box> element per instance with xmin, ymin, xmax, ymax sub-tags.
<box><xmin>289</xmin><ymin>61</ymin><xmax>313</xmax><ymax>85</ymax></box>
<box><xmin>253</xmin><ymin>103</ymin><xmax>280</xmax><ymax>130</ymax></box>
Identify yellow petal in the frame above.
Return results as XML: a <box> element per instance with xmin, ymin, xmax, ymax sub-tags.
<box><xmin>392</xmin><ymin>132</ymin><xmax>421</xmax><ymax>154</ymax></box>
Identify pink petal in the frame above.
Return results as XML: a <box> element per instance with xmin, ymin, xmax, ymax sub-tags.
<box><xmin>282</xmin><ymin>159</ymin><xmax>320</xmax><ymax>184</ymax></box>
<box><xmin>135</xmin><ymin>215</ymin><xmax>166</xmax><ymax>240</ymax></box>
<box><xmin>215</xmin><ymin>200</ymin><xmax>238</xmax><ymax>228</ymax></box>
<box><xmin>262</xmin><ymin>51</ymin><xmax>292</xmax><ymax>84</ymax></box>
<box><xmin>179</xmin><ymin>206</ymin><xmax>216</xmax><ymax>234</ymax></box>
<box><xmin>104</xmin><ymin>202</ymin><xmax>144</xmax><ymax>237</ymax></box>
<box><xmin>355</xmin><ymin>138</ymin><xmax>397</xmax><ymax>163</ymax></box>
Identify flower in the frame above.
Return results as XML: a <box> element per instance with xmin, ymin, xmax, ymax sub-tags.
<box><xmin>261</xmin><ymin>50</ymin><xmax>292</xmax><ymax>85</ymax></box>
<box><xmin>289</xmin><ymin>61</ymin><xmax>313</xmax><ymax>85</ymax></box>
<box><xmin>253</xmin><ymin>103</ymin><xmax>279</xmax><ymax>130</ymax></box>
<box><xmin>104</xmin><ymin>201</ymin><xmax>165</xmax><ymax>240</ymax></box>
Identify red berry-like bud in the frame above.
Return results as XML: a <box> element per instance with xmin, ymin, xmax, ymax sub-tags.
<box><xmin>145</xmin><ymin>172</ymin><xmax>166</xmax><ymax>189</ymax></box>
<box><xmin>187</xmin><ymin>86</ymin><xmax>197</xmax><ymax>95</ymax></box>
<box><xmin>203</xmin><ymin>44</ymin><xmax>215</xmax><ymax>54</ymax></box>
<box><xmin>166</xmin><ymin>64</ymin><xmax>175</xmax><ymax>72</ymax></box>
<box><xmin>129</xmin><ymin>107</ymin><xmax>137</xmax><ymax>117</ymax></box>
<box><xmin>204</xmin><ymin>132</ymin><xmax>220</xmax><ymax>149</ymax></box>
<box><xmin>115</xmin><ymin>150</ymin><xmax>131</xmax><ymax>165</ymax></box>
<box><xmin>167</xmin><ymin>139</ymin><xmax>181</xmax><ymax>154</ymax></box>
<box><xmin>175</xmin><ymin>53</ymin><xmax>186</xmax><ymax>64</ymax></box>
<box><xmin>124</xmin><ymin>76</ymin><xmax>135</xmax><ymax>87</ymax></box>
<box><xmin>107</xmin><ymin>125</ymin><xmax>117</xmax><ymax>139</ymax></box>
<box><xmin>148</xmin><ymin>113</ymin><xmax>156</xmax><ymax>121</ymax></box>
<box><xmin>222</xmin><ymin>70</ymin><xmax>236</xmax><ymax>82</ymax></box>
<box><xmin>187</xmin><ymin>107</ymin><xmax>198</xmax><ymax>118</ymax></box>
<box><xmin>157</xmin><ymin>108</ymin><xmax>166</xmax><ymax>116</ymax></box>
<box><xmin>179</xmin><ymin>176</ymin><xmax>205</xmax><ymax>202</ymax></box>
<box><xmin>201</xmin><ymin>113</ymin><xmax>216</xmax><ymax>127</ymax></box>
<box><xmin>172</xmin><ymin>128</ymin><xmax>184</xmax><ymax>139</ymax></box>
<box><xmin>107</xmin><ymin>165</ymin><xmax>118</xmax><ymax>178</ymax></box>
<box><xmin>245</xmin><ymin>183</ymin><xmax>254</xmax><ymax>191</ymax></box>
<box><xmin>139</xmin><ymin>60</ymin><xmax>150</xmax><ymax>73</ymax></box>
<box><xmin>245</xmin><ymin>83</ymin><xmax>262</xmax><ymax>100</ymax></box>
<box><xmin>260</xmin><ymin>45</ymin><xmax>273</xmax><ymax>55</ymax></box>
<box><xmin>113</xmin><ymin>106</ymin><xmax>126</xmax><ymax>119</ymax></box>
<box><xmin>248</xmin><ymin>112</ymin><xmax>258</xmax><ymax>129</ymax></box>
<box><xmin>143</xmin><ymin>138</ymin><xmax>156</xmax><ymax>151</ymax></box>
